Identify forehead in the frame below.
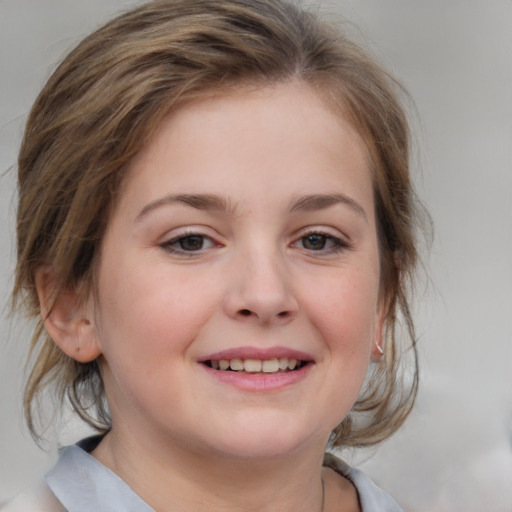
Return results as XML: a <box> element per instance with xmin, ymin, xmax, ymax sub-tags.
<box><xmin>115</xmin><ymin>81</ymin><xmax>373</xmax><ymax>217</ymax></box>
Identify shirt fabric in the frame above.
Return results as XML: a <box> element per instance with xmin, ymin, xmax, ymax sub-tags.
<box><xmin>2</xmin><ymin>437</ymin><xmax>404</xmax><ymax>512</ymax></box>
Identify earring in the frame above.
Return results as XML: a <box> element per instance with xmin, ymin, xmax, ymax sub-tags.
<box><xmin>376</xmin><ymin>342</ymin><xmax>384</xmax><ymax>356</ymax></box>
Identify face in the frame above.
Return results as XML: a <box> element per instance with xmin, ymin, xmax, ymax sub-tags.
<box><xmin>88</xmin><ymin>82</ymin><xmax>384</xmax><ymax>460</ymax></box>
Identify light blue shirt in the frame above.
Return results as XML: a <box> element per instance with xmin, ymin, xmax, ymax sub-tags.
<box><xmin>6</xmin><ymin>437</ymin><xmax>405</xmax><ymax>511</ymax></box>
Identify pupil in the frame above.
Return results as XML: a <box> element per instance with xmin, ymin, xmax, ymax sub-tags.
<box><xmin>303</xmin><ymin>234</ymin><xmax>326</xmax><ymax>250</ymax></box>
<box><xmin>179</xmin><ymin>235</ymin><xmax>203</xmax><ymax>251</ymax></box>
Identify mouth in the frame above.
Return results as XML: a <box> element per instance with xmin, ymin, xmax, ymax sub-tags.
<box><xmin>198</xmin><ymin>348</ymin><xmax>314</xmax><ymax>390</ymax></box>
<box><xmin>202</xmin><ymin>357</ymin><xmax>309</xmax><ymax>374</ymax></box>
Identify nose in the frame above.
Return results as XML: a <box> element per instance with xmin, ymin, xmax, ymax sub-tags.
<box><xmin>223</xmin><ymin>248</ymin><xmax>299</xmax><ymax>326</ymax></box>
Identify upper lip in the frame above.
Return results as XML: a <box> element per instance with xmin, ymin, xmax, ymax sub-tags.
<box><xmin>198</xmin><ymin>346</ymin><xmax>315</xmax><ymax>362</ymax></box>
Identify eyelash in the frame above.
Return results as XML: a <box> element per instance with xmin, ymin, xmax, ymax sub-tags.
<box><xmin>159</xmin><ymin>229</ymin><xmax>350</xmax><ymax>256</ymax></box>
<box><xmin>293</xmin><ymin>230</ymin><xmax>350</xmax><ymax>254</ymax></box>
<box><xmin>159</xmin><ymin>230</ymin><xmax>218</xmax><ymax>255</ymax></box>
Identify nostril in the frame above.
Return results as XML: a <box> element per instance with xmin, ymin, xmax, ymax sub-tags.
<box><xmin>235</xmin><ymin>309</ymin><xmax>294</xmax><ymax>320</ymax></box>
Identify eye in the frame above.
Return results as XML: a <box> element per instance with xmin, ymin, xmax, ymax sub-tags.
<box><xmin>301</xmin><ymin>233</ymin><xmax>329</xmax><ymax>250</ymax></box>
<box><xmin>176</xmin><ymin>235</ymin><xmax>207</xmax><ymax>251</ymax></box>
<box><xmin>293</xmin><ymin>231</ymin><xmax>349</xmax><ymax>253</ymax></box>
<box><xmin>160</xmin><ymin>232</ymin><xmax>217</xmax><ymax>254</ymax></box>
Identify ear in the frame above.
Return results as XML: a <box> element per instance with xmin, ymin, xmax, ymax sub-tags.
<box><xmin>35</xmin><ymin>267</ymin><xmax>102</xmax><ymax>363</ymax></box>
<box><xmin>370</xmin><ymin>303</ymin><xmax>387</xmax><ymax>362</ymax></box>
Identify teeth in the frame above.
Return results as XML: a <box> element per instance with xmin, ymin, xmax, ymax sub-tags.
<box><xmin>229</xmin><ymin>358</ymin><xmax>244</xmax><ymax>371</ymax></box>
<box><xmin>262</xmin><ymin>358</ymin><xmax>279</xmax><ymax>373</ymax></box>
<box><xmin>209</xmin><ymin>357</ymin><xmax>304</xmax><ymax>373</ymax></box>
<box><xmin>244</xmin><ymin>359</ymin><xmax>262</xmax><ymax>372</ymax></box>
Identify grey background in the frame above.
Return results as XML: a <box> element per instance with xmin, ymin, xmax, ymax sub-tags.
<box><xmin>1</xmin><ymin>1</ymin><xmax>511</xmax><ymax>510</ymax></box>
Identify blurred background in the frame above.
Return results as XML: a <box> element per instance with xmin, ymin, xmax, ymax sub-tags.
<box><xmin>1</xmin><ymin>0</ymin><xmax>511</xmax><ymax>510</ymax></box>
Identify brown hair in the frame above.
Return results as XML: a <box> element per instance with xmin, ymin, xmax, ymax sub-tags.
<box><xmin>14</xmin><ymin>0</ymin><xmax>425</xmax><ymax>447</ymax></box>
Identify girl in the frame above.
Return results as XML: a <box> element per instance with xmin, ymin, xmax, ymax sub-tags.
<box><xmin>6</xmin><ymin>0</ymin><xmax>424</xmax><ymax>510</ymax></box>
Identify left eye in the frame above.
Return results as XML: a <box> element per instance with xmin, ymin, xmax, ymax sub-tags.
<box><xmin>301</xmin><ymin>233</ymin><xmax>328</xmax><ymax>250</ymax></box>
<box><xmin>294</xmin><ymin>233</ymin><xmax>346</xmax><ymax>252</ymax></box>
<box><xmin>161</xmin><ymin>234</ymin><xmax>215</xmax><ymax>253</ymax></box>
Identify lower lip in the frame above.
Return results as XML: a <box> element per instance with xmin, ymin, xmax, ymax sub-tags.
<box><xmin>200</xmin><ymin>364</ymin><xmax>312</xmax><ymax>392</ymax></box>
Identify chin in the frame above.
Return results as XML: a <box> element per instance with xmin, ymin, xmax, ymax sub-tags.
<box><xmin>202</xmin><ymin>413</ymin><xmax>326</xmax><ymax>461</ymax></box>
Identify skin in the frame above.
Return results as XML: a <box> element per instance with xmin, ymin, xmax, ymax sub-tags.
<box><xmin>39</xmin><ymin>81</ymin><xmax>384</xmax><ymax>512</ymax></box>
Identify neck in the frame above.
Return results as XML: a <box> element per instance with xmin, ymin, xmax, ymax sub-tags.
<box><xmin>92</xmin><ymin>428</ymin><xmax>327</xmax><ymax>512</ymax></box>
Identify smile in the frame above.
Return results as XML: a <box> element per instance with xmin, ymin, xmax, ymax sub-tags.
<box><xmin>198</xmin><ymin>347</ymin><xmax>314</xmax><ymax>391</ymax></box>
<box><xmin>204</xmin><ymin>357</ymin><xmax>307</xmax><ymax>374</ymax></box>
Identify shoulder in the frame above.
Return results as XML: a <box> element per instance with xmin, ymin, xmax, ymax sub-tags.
<box><xmin>323</xmin><ymin>452</ymin><xmax>404</xmax><ymax>512</ymax></box>
<box><xmin>43</xmin><ymin>439</ymin><xmax>155</xmax><ymax>512</ymax></box>
<box><xmin>0</xmin><ymin>481</ymin><xmax>65</xmax><ymax>512</ymax></box>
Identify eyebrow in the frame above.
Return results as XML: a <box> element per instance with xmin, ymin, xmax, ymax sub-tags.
<box><xmin>288</xmin><ymin>193</ymin><xmax>368</xmax><ymax>221</ymax></box>
<box><xmin>135</xmin><ymin>192</ymin><xmax>367</xmax><ymax>222</ymax></box>
<box><xmin>135</xmin><ymin>193</ymin><xmax>236</xmax><ymax>221</ymax></box>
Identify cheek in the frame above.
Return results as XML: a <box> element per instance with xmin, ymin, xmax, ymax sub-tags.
<box><xmin>304</xmin><ymin>270</ymin><xmax>379</xmax><ymax>358</ymax></box>
<box><xmin>94</xmin><ymin>256</ymin><xmax>221</xmax><ymax>364</ymax></box>
<box><xmin>300</xmin><ymin>273</ymin><xmax>380</xmax><ymax>431</ymax></box>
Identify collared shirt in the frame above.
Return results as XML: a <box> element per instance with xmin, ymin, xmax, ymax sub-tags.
<box><xmin>3</xmin><ymin>438</ymin><xmax>404</xmax><ymax>512</ymax></box>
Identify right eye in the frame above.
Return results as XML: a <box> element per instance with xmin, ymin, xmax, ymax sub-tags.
<box><xmin>160</xmin><ymin>232</ymin><xmax>216</xmax><ymax>254</ymax></box>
